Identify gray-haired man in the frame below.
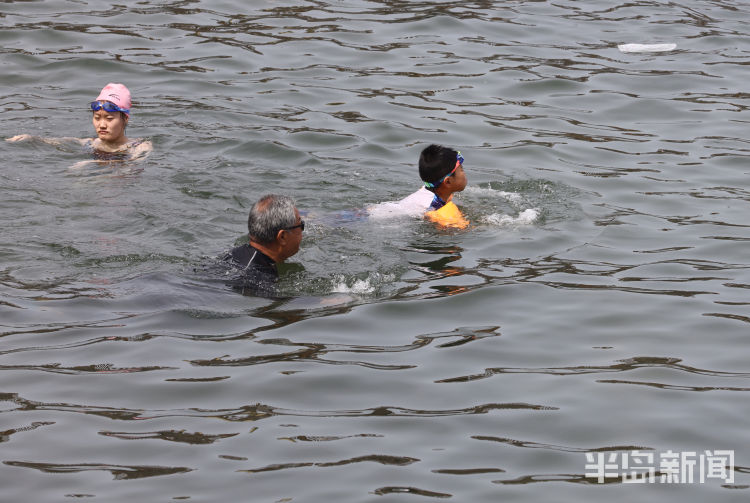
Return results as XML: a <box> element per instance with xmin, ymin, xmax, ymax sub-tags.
<box><xmin>225</xmin><ymin>194</ymin><xmax>304</xmax><ymax>294</ymax></box>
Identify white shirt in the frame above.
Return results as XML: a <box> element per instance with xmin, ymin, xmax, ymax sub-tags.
<box><xmin>367</xmin><ymin>187</ymin><xmax>434</xmax><ymax>219</ymax></box>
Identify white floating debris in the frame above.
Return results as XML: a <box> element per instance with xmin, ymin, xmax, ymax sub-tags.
<box><xmin>618</xmin><ymin>43</ymin><xmax>677</xmax><ymax>53</ymax></box>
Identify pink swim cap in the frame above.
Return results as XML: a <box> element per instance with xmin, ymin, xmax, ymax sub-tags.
<box><xmin>95</xmin><ymin>83</ymin><xmax>131</xmax><ymax>114</ymax></box>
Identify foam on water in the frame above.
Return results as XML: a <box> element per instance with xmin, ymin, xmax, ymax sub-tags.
<box><xmin>482</xmin><ymin>208</ymin><xmax>540</xmax><ymax>227</ymax></box>
<box><xmin>332</xmin><ymin>277</ymin><xmax>375</xmax><ymax>294</ymax></box>
<box><xmin>330</xmin><ymin>272</ymin><xmax>395</xmax><ymax>295</ymax></box>
<box><xmin>461</xmin><ymin>185</ymin><xmax>540</xmax><ymax>227</ymax></box>
<box><xmin>463</xmin><ymin>185</ymin><xmax>525</xmax><ymax>205</ymax></box>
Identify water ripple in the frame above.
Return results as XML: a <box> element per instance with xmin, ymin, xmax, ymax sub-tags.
<box><xmin>597</xmin><ymin>379</ymin><xmax>750</xmax><ymax>392</ymax></box>
<box><xmin>372</xmin><ymin>486</ymin><xmax>452</xmax><ymax>498</ymax></box>
<box><xmin>241</xmin><ymin>454</ymin><xmax>419</xmax><ymax>473</ymax></box>
<box><xmin>2</xmin><ymin>0</ymin><xmax>749</xmax><ymax>500</ymax></box>
<box><xmin>471</xmin><ymin>436</ymin><xmax>651</xmax><ymax>453</ymax></box>
<box><xmin>0</xmin><ymin>421</ymin><xmax>54</xmax><ymax>443</ymax></box>
<box><xmin>189</xmin><ymin>325</ymin><xmax>501</xmax><ymax>369</ymax></box>
<box><xmin>3</xmin><ymin>460</ymin><xmax>192</xmax><ymax>480</ymax></box>
<box><xmin>1</xmin><ymin>392</ymin><xmax>556</xmax><ymax>422</ymax></box>
<box><xmin>0</xmin><ymin>363</ymin><xmax>173</xmax><ymax>375</ymax></box>
<box><xmin>438</xmin><ymin>356</ymin><xmax>750</xmax><ymax>383</ymax></box>
<box><xmin>99</xmin><ymin>429</ymin><xmax>238</xmax><ymax>445</ymax></box>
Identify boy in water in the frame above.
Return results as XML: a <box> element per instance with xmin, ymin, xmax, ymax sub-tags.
<box><xmin>6</xmin><ymin>83</ymin><xmax>152</xmax><ymax>162</ymax></box>
<box><xmin>371</xmin><ymin>144</ymin><xmax>468</xmax><ymax>228</ymax></box>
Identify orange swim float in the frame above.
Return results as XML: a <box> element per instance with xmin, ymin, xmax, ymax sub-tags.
<box><xmin>425</xmin><ymin>201</ymin><xmax>469</xmax><ymax>229</ymax></box>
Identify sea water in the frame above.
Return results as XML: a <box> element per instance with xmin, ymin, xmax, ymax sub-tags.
<box><xmin>1</xmin><ymin>1</ymin><xmax>749</xmax><ymax>501</ymax></box>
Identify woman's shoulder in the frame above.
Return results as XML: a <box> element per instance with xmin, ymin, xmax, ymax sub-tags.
<box><xmin>126</xmin><ymin>138</ymin><xmax>147</xmax><ymax>147</ymax></box>
<box><xmin>127</xmin><ymin>138</ymin><xmax>153</xmax><ymax>158</ymax></box>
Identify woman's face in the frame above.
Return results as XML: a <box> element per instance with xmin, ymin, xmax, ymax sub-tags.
<box><xmin>92</xmin><ymin>110</ymin><xmax>128</xmax><ymax>144</ymax></box>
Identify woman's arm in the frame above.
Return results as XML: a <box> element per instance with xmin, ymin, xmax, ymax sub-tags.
<box><xmin>6</xmin><ymin>134</ymin><xmax>90</xmax><ymax>146</ymax></box>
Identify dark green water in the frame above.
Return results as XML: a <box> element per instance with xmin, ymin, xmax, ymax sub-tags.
<box><xmin>1</xmin><ymin>1</ymin><xmax>749</xmax><ymax>501</ymax></box>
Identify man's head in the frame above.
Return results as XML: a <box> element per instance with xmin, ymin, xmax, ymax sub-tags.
<box><xmin>247</xmin><ymin>194</ymin><xmax>303</xmax><ymax>262</ymax></box>
<box><xmin>418</xmin><ymin>144</ymin><xmax>467</xmax><ymax>196</ymax></box>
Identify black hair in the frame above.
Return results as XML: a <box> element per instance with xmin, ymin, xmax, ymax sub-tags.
<box><xmin>418</xmin><ymin>144</ymin><xmax>458</xmax><ymax>189</ymax></box>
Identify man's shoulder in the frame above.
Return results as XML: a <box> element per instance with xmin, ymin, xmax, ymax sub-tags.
<box><xmin>226</xmin><ymin>243</ymin><xmax>252</xmax><ymax>266</ymax></box>
<box><xmin>222</xmin><ymin>244</ymin><xmax>279</xmax><ymax>296</ymax></box>
<box><xmin>225</xmin><ymin>243</ymin><xmax>277</xmax><ymax>276</ymax></box>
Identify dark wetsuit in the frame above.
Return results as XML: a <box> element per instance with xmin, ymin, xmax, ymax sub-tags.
<box><xmin>223</xmin><ymin>243</ymin><xmax>278</xmax><ymax>296</ymax></box>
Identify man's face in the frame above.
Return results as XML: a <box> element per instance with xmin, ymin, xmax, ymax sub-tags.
<box><xmin>280</xmin><ymin>209</ymin><xmax>303</xmax><ymax>260</ymax></box>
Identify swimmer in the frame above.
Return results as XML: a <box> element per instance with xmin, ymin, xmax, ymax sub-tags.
<box><xmin>370</xmin><ymin>144</ymin><xmax>469</xmax><ymax>228</ymax></box>
<box><xmin>6</xmin><ymin>83</ymin><xmax>152</xmax><ymax>164</ymax></box>
<box><xmin>223</xmin><ymin>194</ymin><xmax>304</xmax><ymax>296</ymax></box>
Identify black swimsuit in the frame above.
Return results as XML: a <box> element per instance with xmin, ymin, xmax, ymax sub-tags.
<box><xmin>223</xmin><ymin>243</ymin><xmax>278</xmax><ymax>296</ymax></box>
<box><xmin>90</xmin><ymin>139</ymin><xmax>143</xmax><ymax>161</ymax></box>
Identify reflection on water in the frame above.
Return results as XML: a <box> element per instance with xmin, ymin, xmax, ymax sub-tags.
<box><xmin>438</xmin><ymin>355</ymin><xmax>750</xmax><ymax>383</ymax></box>
<box><xmin>2</xmin><ymin>0</ymin><xmax>750</xmax><ymax>501</ymax></box>
<box><xmin>4</xmin><ymin>460</ymin><xmax>193</xmax><ymax>480</ymax></box>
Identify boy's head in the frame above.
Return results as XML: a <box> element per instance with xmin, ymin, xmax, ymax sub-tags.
<box><xmin>419</xmin><ymin>144</ymin><xmax>467</xmax><ymax>195</ymax></box>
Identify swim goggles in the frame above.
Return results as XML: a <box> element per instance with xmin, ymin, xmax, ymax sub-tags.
<box><xmin>424</xmin><ymin>151</ymin><xmax>463</xmax><ymax>189</ymax></box>
<box><xmin>90</xmin><ymin>100</ymin><xmax>130</xmax><ymax>115</ymax></box>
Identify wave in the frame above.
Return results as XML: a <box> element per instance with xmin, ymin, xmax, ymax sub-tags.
<box><xmin>482</xmin><ymin>208</ymin><xmax>540</xmax><ymax>227</ymax></box>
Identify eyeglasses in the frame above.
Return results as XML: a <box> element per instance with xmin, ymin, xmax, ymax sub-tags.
<box><xmin>282</xmin><ymin>220</ymin><xmax>305</xmax><ymax>232</ymax></box>
<box><xmin>90</xmin><ymin>101</ymin><xmax>130</xmax><ymax>115</ymax></box>
<box><xmin>424</xmin><ymin>151</ymin><xmax>464</xmax><ymax>189</ymax></box>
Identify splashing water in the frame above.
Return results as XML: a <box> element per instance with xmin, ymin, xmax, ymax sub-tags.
<box><xmin>331</xmin><ymin>272</ymin><xmax>396</xmax><ymax>295</ymax></box>
<box><xmin>482</xmin><ymin>208</ymin><xmax>540</xmax><ymax>227</ymax></box>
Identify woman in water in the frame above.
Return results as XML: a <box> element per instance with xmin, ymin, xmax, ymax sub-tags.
<box><xmin>6</xmin><ymin>82</ymin><xmax>152</xmax><ymax>162</ymax></box>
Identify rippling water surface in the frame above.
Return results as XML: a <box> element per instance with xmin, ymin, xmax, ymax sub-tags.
<box><xmin>1</xmin><ymin>0</ymin><xmax>749</xmax><ymax>501</ymax></box>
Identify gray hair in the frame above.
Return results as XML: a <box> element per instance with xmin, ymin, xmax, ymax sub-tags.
<box><xmin>247</xmin><ymin>194</ymin><xmax>297</xmax><ymax>244</ymax></box>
